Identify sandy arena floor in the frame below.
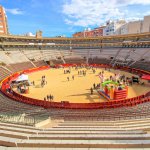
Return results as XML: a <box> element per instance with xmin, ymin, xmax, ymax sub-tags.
<box><xmin>20</xmin><ymin>67</ymin><xmax>150</xmax><ymax>103</ymax></box>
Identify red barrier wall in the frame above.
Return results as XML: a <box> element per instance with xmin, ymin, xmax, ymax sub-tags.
<box><xmin>0</xmin><ymin>64</ymin><xmax>150</xmax><ymax>109</ymax></box>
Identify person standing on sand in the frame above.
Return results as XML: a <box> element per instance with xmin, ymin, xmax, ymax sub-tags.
<box><xmin>90</xmin><ymin>87</ymin><xmax>93</xmax><ymax>95</ymax></box>
<box><xmin>47</xmin><ymin>95</ymin><xmax>49</xmax><ymax>101</ymax></box>
<box><xmin>93</xmin><ymin>83</ymin><xmax>96</xmax><ymax>89</ymax></box>
<box><xmin>51</xmin><ymin>95</ymin><xmax>54</xmax><ymax>100</ymax></box>
<box><xmin>50</xmin><ymin>95</ymin><xmax>52</xmax><ymax>101</ymax></box>
<box><xmin>72</xmin><ymin>75</ymin><xmax>74</xmax><ymax>80</ymax></box>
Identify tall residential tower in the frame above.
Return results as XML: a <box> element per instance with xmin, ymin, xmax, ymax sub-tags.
<box><xmin>0</xmin><ymin>6</ymin><xmax>8</xmax><ymax>35</ymax></box>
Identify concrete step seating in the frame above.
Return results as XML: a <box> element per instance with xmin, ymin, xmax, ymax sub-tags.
<box><xmin>33</xmin><ymin>60</ymin><xmax>48</xmax><ymax>67</ymax></box>
<box><xmin>1</xmin><ymin>147</ymin><xmax>150</xmax><ymax>150</ymax></box>
<box><xmin>0</xmin><ymin>66</ymin><xmax>11</xmax><ymax>81</ymax></box>
<box><xmin>62</xmin><ymin>120</ymin><xmax>150</xmax><ymax>125</ymax></box>
<box><xmin>1</xmin><ymin>136</ymin><xmax>150</xmax><ymax>148</ymax></box>
<box><xmin>7</xmin><ymin>61</ymin><xmax>35</xmax><ymax>72</ymax></box>
<box><xmin>0</xmin><ymin>92</ymin><xmax>45</xmax><ymax>118</ymax></box>
<box><xmin>1</xmin><ymin>118</ymin><xmax>150</xmax><ymax>148</ymax></box>
<box><xmin>61</xmin><ymin>118</ymin><xmax>150</xmax><ymax>123</ymax></box>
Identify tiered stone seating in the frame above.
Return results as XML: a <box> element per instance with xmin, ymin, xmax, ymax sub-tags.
<box><xmin>0</xmin><ymin>66</ymin><xmax>11</xmax><ymax>81</ymax></box>
<box><xmin>1</xmin><ymin>86</ymin><xmax>150</xmax><ymax>125</ymax></box>
<box><xmin>89</xmin><ymin>57</ymin><xmax>111</xmax><ymax>64</ymax></box>
<box><xmin>0</xmin><ymin>118</ymin><xmax>150</xmax><ymax>148</ymax></box>
<box><xmin>60</xmin><ymin>50</ymin><xmax>83</xmax><ymax>58</ymax></box>
<box><xmin>51</xmin><ymin>59</ymin><xmax>64</xmax><ymax>65</ymax></box>
<box><xmin>23</xmin><ymin>50</ymin><xmax>61</xmax><ymax>61</ymax></box>
<box><xmin>90</xmin><ymin>48</ymin><xmax>119</xmax><ymax>59</ymax></box>
<box><xmin>131</xmin><ymin>61</ymin><xmax>150</xmax><ymax>71</ymax></box>
<box><xmin>72</xmin><ymin>48</ymin><xmax>150</xmax><ymax>64</ymax></box>
<box><xmin>6</xmin><ymin>62</ymin><xmax>35</xmax><ymax>72</ymax></box>
<box><xmin>45</xmin><ymin>100</ymin><xmax>150</xmax><ymax>121</ymax></box>
<box><xmin>23</xmin><ymin>50</ymin><xmax>42</xmax><ymax>61</ymax></box>
<box><xmin>0</xmin><ymin>92</ymin><xmax>46</xmax><ymax>124</ymax></box>
<box><xmin>72</xmin><ymin>49</ymin><xmax>88</xmax><ymax>57</ymax></box>
<box><xmin>0</xmin><ymin>51</ymin><xmax>14</xmax><ymax>64</ymax></box>
<box><xmin>64</xmin><ymin>57</ymin><xmax>86</xmax><ymax>64</ymax></box>
<box><xmin>33</xmin><ymin>60</ymin><xmax>48</xmax><ymax>67</ymax></box>
<box><xmin>0</xmin><ymin>51</ymin><xmax>29</xmax><ymax>65</ymax></box>
<box><xmin>41</xmin><ymin>50</ymin><xmax>61</xmax><ymax>61</ymax></box>
<box><xmin>1</xmin><ymin>48</ymin><xmax>149</xmax><ymax>67</ymax></box>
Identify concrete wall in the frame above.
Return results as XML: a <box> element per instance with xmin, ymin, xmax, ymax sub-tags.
<box><xmin>142</xmin><ymin>16</ymin><xmax>150</xmax><ymax>33</ymax></box>
<box><xmin>128</xmin><ymin>21</ymin><xmax>142</xmax><ymax>34</ymax></box>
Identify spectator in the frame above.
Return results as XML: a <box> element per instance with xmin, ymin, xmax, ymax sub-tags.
<box><xmin>67</xmin><ymin>77</ymin><xmax>69</xmax><ymax>81</ymax></box>
<box><xmin>51</xmin><ymin>95</ymin><xmax>54</xmax><ymax>100</ymax></box>
<box><xmin>90</xmin><ymin>87</ymin><xmax>93</xmax><ymax>95</ymax></box>
<box><xmin>118</xmin><ymin>84</ymin><xmax>123</xmax><ymax>90</ymax></box>
<box><xmin>72</xmin><ymin>75</ymin><xmax>74</xmax><ymax>80</ymax></box>
<box><xmin>47</xmin><ymin>95</ymin><xmax>49</xmax><ymax>100</ymax></box>
<box><xmin>93</xmin><ymin>83</ymin><xmax>96</xmax><ymax>89</ymax></box>
<box><xmin>50</xmin><ymin>95</ymin><xmax>52</xmax><ymax>101</ymax></box>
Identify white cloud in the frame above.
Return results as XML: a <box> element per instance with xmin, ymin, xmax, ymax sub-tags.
<box><xmin>118</xmin><ymin>0</ymin><xmax>150</xmax><ymax>5</ymax></box>
<box><xmin>145</xmin><ymin>11</ymin><xmax>150</xmax><ymax>16</ymax></box>
<box><xmin>5</xmin><ymin>8</ymin><xmax>24</xmax><ymax>15</ymax></box>
<box><xmin>62</xmin><ymin>0</ymin><xmax>150</xmax><ymax>27</ymax></box>
<box><xmin>26</xmin><ymin>32</ymin><xmax>35</xmax><ymax>37</ymax></box>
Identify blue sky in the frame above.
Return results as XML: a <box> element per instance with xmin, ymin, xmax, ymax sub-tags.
<box><xmin>0</xmin><ymin>0</ymin><xmax>150</xmax><ymax>37</ymax></box>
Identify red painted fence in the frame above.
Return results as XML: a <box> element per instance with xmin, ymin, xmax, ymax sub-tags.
<box><xmin>0</xmin><ymin>64</ymin><xmax>150</xmax><ymax>109</ymax></box>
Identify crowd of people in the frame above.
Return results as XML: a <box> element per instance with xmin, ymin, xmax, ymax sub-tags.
<box><xmin>30</xmin><ymin>65</ymin><xmax>146</xmax><ymax>102</ymax></box>
<box><xmin>65</xmin><ymin>66</ymin><xmax>97</xmax><ymax>82</ymax></box>
<box><xmin>41</xmin><ymin>75</ymin><xmax>47</xmax><ymax>87</ymax></box>
<box><xmin>31</xmin><ymin>75</ymin><xmax>54</xmax><ymax>101</ymax></box>
<box><xmin>63</xmin><ymin>66</ymin><xmax>100</xmax><ymax>95</ymax></box>
<box><xmin>64</xmin><ymin>69</ymin><xmax>71</xmax><ymax>74</ymax></box>
<box><xmin>44</xmin><ymin>94</ymin><xmax>54</xmax><ymax>101</ymax></box>
<box><xmin>78</xmin><ymin>70</ymin><xmax>87</xmax><ymax>76</ymax></box>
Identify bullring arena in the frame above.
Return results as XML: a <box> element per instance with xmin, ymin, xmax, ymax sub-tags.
<box><xmin>0</xmin><ymin>32</ymin><xmax>150</xmax><ymax>149</ymax></box>
<box><xmin>16</xmin><ymin>66</ymin><xmax>150</xmax><ymax>103</ymax></box>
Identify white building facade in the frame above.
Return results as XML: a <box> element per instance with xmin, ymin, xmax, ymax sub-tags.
<box><xmin>120</xmin><ymin>15</ymin><xmax>150</xmax><ymax>35</ymax></box>
<box><xmin>103</xmin><ymin>15</ymin><xmax>150</xmax><ymax>36</ymax></box>
<box><xmin>103</xmin><ymin>20</ymin><xmax>126</xmax><ymax>36</ymax></box>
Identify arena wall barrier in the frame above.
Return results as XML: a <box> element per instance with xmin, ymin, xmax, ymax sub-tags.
<box><xmin>0</xmin><ymin>64</ymin><xmax>150</xmax><ymax>109</ymax></box>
